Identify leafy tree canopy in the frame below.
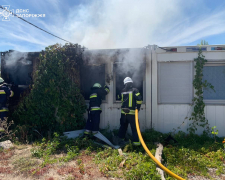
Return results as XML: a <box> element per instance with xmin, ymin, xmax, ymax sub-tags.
<box><xmin>13</xmin><ymin>43</ymin><xmax>87</xmax><ymax>137</ymax></box>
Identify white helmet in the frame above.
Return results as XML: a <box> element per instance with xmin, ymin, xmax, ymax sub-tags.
<box><xmin>123</xmin><ymin>77</ymin><xmax>133</xmax><ymax>85</ymax></box>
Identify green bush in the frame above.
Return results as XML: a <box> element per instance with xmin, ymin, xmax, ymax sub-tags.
<box><xmin>13</xmin><ymin>44</ymin><xmax>86</xmax><ymax>137</ymax></box>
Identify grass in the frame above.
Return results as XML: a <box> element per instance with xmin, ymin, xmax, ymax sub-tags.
<box><xmin>13</xmin><ymin>157</ymin><xmax>40</xmax><ymax>175</ymax></box>
<box><xmin>97</xmin><ymin>129</ymin><xmax>225</xmax><ymax>179</ymax></box>
<box><xmin>1</xmin><ymin>129</ymin><xmax>224</xmax><ymax>179</ymax></box>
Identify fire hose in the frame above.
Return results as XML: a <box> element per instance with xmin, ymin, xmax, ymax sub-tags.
<box><xmin>135</xmin><ymin>109</ymin><xmax>185</xmax><ymax>180</ymax></box>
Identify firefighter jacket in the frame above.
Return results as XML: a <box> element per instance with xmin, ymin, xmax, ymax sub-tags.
<box><xmin>118</xmin><ymin>87</ymin><xmax>142</xmax><ymax>115</ymax></box>
<box><xmin>0</xmin><ymin>84</ymin><xmax>14</xmax><ymax>112</ymax></box>
<box><xmin>89</xmin><ymin>85</ymin><xmax>110</xmax><ymax>111</ymax></box>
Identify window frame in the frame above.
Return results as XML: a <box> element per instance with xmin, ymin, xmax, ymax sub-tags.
<box><xmin>157</xmin><ymin>61</ymin><xmax>194</xmax><ymax>104</ymax></box>
<box><xmin>203</xmin><ymin>61</ymin><xmax>225</xmax><ymax>105</ymax></box>
<box><xmin>113</xmin><ymin>62</ymin><xmax>146</xmax><ymax>104</ymax></box>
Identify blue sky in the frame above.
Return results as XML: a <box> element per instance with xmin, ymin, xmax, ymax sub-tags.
<box><xmin>0</xmin><ymin>0</ymin><xmax>225</xmax><ymax>52</ymax></box>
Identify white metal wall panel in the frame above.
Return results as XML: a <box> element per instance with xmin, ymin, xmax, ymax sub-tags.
<box><xmin>154</xmin><ymin>47</ymin><xmax>225</xmax><ymax>137</ymax></box>
<box><xmin>213</xmin><ymin>106</ymin><xmax>224</xmax><ymax>136</ymax></box>
<box><xmin>157</xmin><ymin>53</ymin><xmax>197</xmax><ymax>62</ymax></box>
<box><xmin>205</xmin><ymin>106</ymin><xmax>225</xmax><ymax>137</ymax></box>
<box><xmin>157</xmin><ymin>51</ymin><xmax>225</xmax><ymax>62</ymax></box>
<box><xmin>157</xmin><ymin>105</ymin><xmax>190</xmax><ymax>134</ymax></box>
<box><xmin>152</xmin><ymin>47</ymin><xmax>158</xmax><ymax>131</ymax></box>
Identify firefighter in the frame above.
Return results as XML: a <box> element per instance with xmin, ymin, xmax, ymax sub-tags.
<box><xmin>0</xmin><ymin>77</ymin><xmax>14</xmax><ymax>121</ymax></box>
<box><xmin>117</xmin><ymin>77</ymin><xmax>142</xmax><ymax>146</ymax></box>
<box><xmin>84</xmin><ymin>83</ymin><xmax>110</xmax><ymax>136</ymax></box>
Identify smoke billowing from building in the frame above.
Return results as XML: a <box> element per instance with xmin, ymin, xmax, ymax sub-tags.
<box><xmin>83</xmin><ymin>48</ymin><xmax>145</xmax><ymax>88</ymax></box>
<box><xmin>4</xmin><ymin>51</ymin><xmax>31</xmax><ymax>67</ymax></box>
<box><xmin>3</xmin><ymin>51</ymin><xmax>33</xmax><ymax>85</ymax></box>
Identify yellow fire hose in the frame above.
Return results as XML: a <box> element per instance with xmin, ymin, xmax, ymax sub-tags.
<box><xmin>135</xmin><ymin>109</ymin><xmax>185</xmax><ymax>180</ymax></box>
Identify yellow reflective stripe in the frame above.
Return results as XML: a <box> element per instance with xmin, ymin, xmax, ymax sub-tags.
<box><xmin>133</xmin><ymin>142</ymin><xmax>141</xmax><ymax>146</ymax></box>
<box><xmin>117</xmin><ymin>95</ymin><xmax>120</xmax><ymax>99</ymax></box>
<box><xmin>135</xmin><ymin>92</ymin><xmax>140</xmax><ymax>96</ymax></box>
<box><xmin>10</xmin><ymin>91</ymin><xmax>14</xmax><ymax>97</ymax></box>
<box><xmin>0</xmin><ymin>109</ymin><xmax>9</xmax><ymax>112</ymax></box>
<box><xmin>91</xmin><ymin>108</ymin><xmax>101</xmax><ymax>111</ymax></box>
<box><xmin>136</xmin><ymin>101</ymin><xmax>142</xmax><ymax>104</ymax></box>
<box><xmin>121</xmin><ymin>94</ymin><xmax>123</xmax><ymax>102</ymax></box>
<box><xmin>129</xmin><ymin>92</ymin><xmax>132</xmax><ymax>107</ymax></box>
<box><xmin>90</xmin><ymin>93</ymin><xmax>97</xmax><ymax>98</ymax></box>
<box><xmin>0</xmin><ymin>90</ymin><xmax>6</xmax><ymax>94</ymax></box>
<box><xmin>121</xmin><ymin>109</ymin><xmax>135</xmax><ymax>115</ymax></box>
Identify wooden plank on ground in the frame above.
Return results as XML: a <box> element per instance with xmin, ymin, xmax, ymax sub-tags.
<box><xmin>155</xmin><ymin>143</ymin><xmax>165</xmax><ymax>180</ymax></box>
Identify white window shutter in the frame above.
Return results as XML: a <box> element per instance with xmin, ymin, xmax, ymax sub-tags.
<box><xmin>158</xmin><ymin>62</ymin><xmax>193</xmax><ymax>104</ymax></box>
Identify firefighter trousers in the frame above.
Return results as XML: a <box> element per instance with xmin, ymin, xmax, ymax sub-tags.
<box><xmin>85</xmin><ymin>110</ymin><xmax>101</xmax><ymax>132</ymax></box>
<box><xmin>118</xmin><ymin>113</ymin><xmax>140</xmax><ymax>144</ymax></box>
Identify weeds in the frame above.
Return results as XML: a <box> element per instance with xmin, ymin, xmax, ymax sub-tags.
<box><xmin>211</xmin><ymin>126</ymin><xmax>219</xmax><ymax>143</ymax></box>
<box><xmin>95</xmin><ymin>148</ymin><xmax>161</xmax><ymax>179</ymax></box>
<box><xmin>0</xmin><ymin>117</ymin><xmax>14</xmax><ymax>140</ymax></box>
<box><xmin>13</xmin><ymin>157</ymin><xmax>40</xmax><ymax>175</ymax></box>
<box><xmin>26</xmin><ymin>129</ymin><xmax>225</xmax><ymax>180</ymax></box>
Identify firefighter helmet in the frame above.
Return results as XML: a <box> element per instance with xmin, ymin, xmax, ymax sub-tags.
<box><xmin>93</xmin><ymin>83</ymin><xmax>102</xmax><ymax>88</ymax></box>
<box><xmin>0</xmin><ymin>77</ymin><xmax>4</xmax><ymax>84</ymax></box>
<box><xmin>123</xmin><ymin>77</ymin><xmax>133</xmax><ymax>85</ymax></box>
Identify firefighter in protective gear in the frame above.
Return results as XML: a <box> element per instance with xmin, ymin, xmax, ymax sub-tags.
<box><xmin>117</xmin><ymin>77</ymin><xmax>142</xmax><ymax>146</ymax></box>
<box><xmin>0</xmin><ymin>77</ymin><xmax>14</xmax><ymax>121</ymax></box>
<box><xmin>84</xmin><ymin>83</ymin><xmax>110</xmax><ymax>135</ymax></box>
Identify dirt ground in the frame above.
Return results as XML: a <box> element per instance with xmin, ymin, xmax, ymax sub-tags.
<box><xmin>0</xmin><ymin>145</ymin><xmax>118</xmax><ymax>180</ymax></box>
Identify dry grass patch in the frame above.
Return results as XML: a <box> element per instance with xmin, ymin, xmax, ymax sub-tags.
<box><xmin>0</xmin><ymin>167</ymin><xmax>12</xmax><ymax>174</ymax></box>
<box><xmin>13</xmin><ymin>157</ymin><xmax>40</xmax><ymax>175</ymax></box>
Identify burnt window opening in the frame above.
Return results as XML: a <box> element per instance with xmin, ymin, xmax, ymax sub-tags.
<box><xmin>114</xmin><ymin>63</ymin><xmax>145</xmax><ymax>101</ymax></box>
<box><xmin>1</xmin><ymin>51</ymin><xmax>38</xmax><ymax>85</ymax></box>
<box><xmin>80</xmin><ymin>64</ymin><xmax>106</xmax><ymax>100</ymax></box>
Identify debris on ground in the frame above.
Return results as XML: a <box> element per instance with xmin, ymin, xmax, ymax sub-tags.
<box><xmin>0</xmin><ymin>140</ymin><xmax>14</xmax><ymax>149</ymax></box>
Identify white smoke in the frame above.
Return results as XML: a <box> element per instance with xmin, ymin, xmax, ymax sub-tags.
<box><xmin>3</xmin><ymin>51</ymin><xmax>32</xmax><ymax>85</ymax></box>
<box><xmin>61</xmin><ymin>0</ymin><xmax>225</xmax><ymax>49</ymax></box>
<box><xmin>2</xmin><ymin>0</ymin><xmax>225</xmax><ymax>52</ymax></box>
<box><xmin>4</xmin><ymin>51</ymin><xmax>31</xmax><ymax>67</ymax></box>
<box><xmin>83</xmin><ymin>47</ymin><xmax>146</xmax><ymax>87</ymax></box>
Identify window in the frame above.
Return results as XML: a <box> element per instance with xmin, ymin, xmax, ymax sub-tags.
<box><xmin>80</xmin><ymin>64</ymin><xmax>106</xmax><ymax>100</ymax></box>
<box><xmin>114</xmin><ymin>63</ymin><xmax>145</xmax><ymax>102</ymax></box>
<box><xmin>158</xmin><ymin>62</ymin><xmax>193</xmax><ymax>104</ymax></box>
<box><xmin>203</xmin><ymin>63</ymin><xmax>225</xmax><ymax>104</ymax></box>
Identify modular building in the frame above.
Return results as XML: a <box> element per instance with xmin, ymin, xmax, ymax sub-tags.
<box><xmin>1</xmin><ymin>45</ymin><xmax>225</xmax><ymax>137</ymax></box>
<box><xmin>82</xmin><ymin>45</ymin><xmax>225</xmax><ymax>137</ymax></box>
